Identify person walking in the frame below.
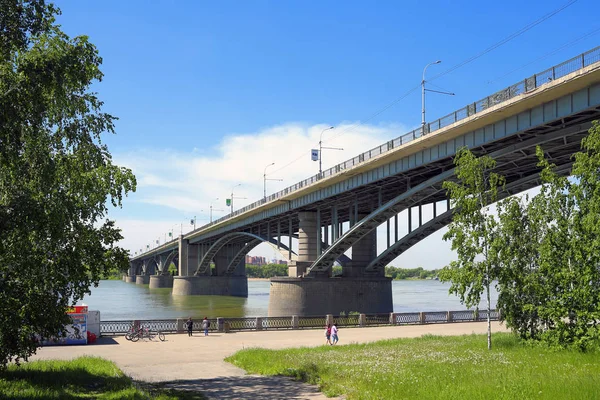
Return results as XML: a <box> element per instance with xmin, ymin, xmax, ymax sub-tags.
<box><xmin>331</xmin><ymin>323</ymin><xmax>339</xmax><ymax>345</ymax></box>
<box><xmin>186</xmin><ymin>317</ymin><xmax>193</xmax><ymax>337</ymax></box>
<box><xmin>201</xmin><ymin>317</ymin><xmax>210</xmax><ymax>336</ymax></box>
<box><xmin>325</xmin><ymin>323</ymin><xmax>332</xmax><ymax>345</ymax></box>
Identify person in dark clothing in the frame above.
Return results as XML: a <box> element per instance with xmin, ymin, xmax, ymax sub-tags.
<box><xmin>186</xmin><ymin>317</ymin><xmax>193</xmax><ymax>336</ymax></box>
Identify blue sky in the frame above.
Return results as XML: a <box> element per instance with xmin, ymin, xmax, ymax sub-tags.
<box><xmin>54</xmin><ymin>0</ymin><xmax>598</xmax><ymax>268</ymax></box>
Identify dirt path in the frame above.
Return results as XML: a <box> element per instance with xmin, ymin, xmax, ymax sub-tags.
<box><xmin>31</xmin><ymin>321</ymin><xmax>507</xmax><ymax>399</ymax></box>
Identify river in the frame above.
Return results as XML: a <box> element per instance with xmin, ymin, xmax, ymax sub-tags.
<box><xmin>82</xmin><ymin>279</ymin><xmax>498</xmax><ymax>321</ymax></box>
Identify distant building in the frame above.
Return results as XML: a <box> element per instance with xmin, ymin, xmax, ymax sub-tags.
<box><xmin>245</xmin><ymin>255</ymin><xmax>267</xmax><ymax>265</ymax></box>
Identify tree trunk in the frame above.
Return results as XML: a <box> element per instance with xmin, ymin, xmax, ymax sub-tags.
<box><xmin>486</xmin><ymin>282</ymin><xmax>492</xmax><ymax>350</ymax></box>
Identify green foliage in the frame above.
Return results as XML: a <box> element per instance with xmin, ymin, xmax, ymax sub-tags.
<box><xmin>245</xmin><ymin>263</ymin><xmax>288</xmax><ymax>278</ymax></box>
<box><xmin>495</xmin><ymin>122</ymin><xmax>600</xmax><ymax>350</ymax></box>
<box><xmin>440</xmin><ymin>147</ymin><xmax>505</xmax><ymax>349</ymax></box>
<box><xmin>0</xmin><ymin>356</ymin><xmax>204</xmax><ymax>399</ymax></box>
<box><xmin>226</xmin><ymin>333</ymin><xmax>600</xmax><ymax>399</ymax></box>
<box><xmin>385</xmin><ymin>266</ymin><xmax>438</xmax><ymax>280</ymax></box>
<box><xmin>0</xmin><ymin>2</ymin><xmax>135</xmax><ymax>367</ymax></box>
<box><xmin>167</xmin><ymin>262</ymin><xmax>177</xmax><ymax>275</ymax></box>
<box><xmin>332</xmin><ymin>265</ymin><xmax>342</xmax><ymax>276</ymax></box>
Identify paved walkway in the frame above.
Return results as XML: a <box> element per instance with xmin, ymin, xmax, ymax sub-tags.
<box><xmin>31</xmin><ymin>321</ymin><xmax>507</xmax><ymax>399</ymax></box>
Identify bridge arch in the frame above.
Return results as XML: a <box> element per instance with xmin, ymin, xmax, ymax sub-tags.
<box><xmin>309</xmin><ymin>129</ymin><xmax>578</xmax><ymax>276</ymax></box>
<box><xmin>159</xmin><ymin>251</ymin><xmax>178</xmax><ymax>275</ymax></box>
<box><xmin>194</xmin><ymin>232</ymin><xmax>352</xmax><ymax>276</ymax></box>
<box><xmin>194</xmin><ymin>232</ymin><xmax>298</xmax><ymax>275</ymax></box>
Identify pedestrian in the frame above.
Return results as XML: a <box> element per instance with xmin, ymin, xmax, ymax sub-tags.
<box><xmin>186</xmin><ymin>317</ymin><xmax>193</xmax><ymax>337</ymax></box>
<box><xmin>202</xmin><ymin>317</ymin><xmax>210</xmax><ymax>336</ymax></box>
<box><xmin>331</xmin><ymin>323</ymin><xmax>339</xmax><ymax>345</ymax></box>
<box><xmin>325</xmin><ymin>323</ymin><xmax>332</xmax><ymax>345</ymax></box>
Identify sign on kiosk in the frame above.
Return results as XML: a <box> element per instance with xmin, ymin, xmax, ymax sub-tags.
<box><xmin>42</xmin><ymin>304</ymin><xmax>88</xmax><ymax>346</ymax></box>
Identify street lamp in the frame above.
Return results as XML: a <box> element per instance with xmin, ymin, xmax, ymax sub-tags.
<box><xmin>318</xmin><ymin>126</ymin><xmax>342</xmax><ymax>176</ymax></box>
<box><xmin>228</xmin><ymin>184</ymin><xmax>246</xmax><ymax>214</ymax></box>
<box><xmin>421</xmin><ymin>60</ymin><xmax>454</xmax><ymax>135</ymax></box>
<box><xmin>263</xmin><ymin>162</ymin><xmax>283</xmax><ymax>200</ymax></box>
<box><xmin>190</xmin><ymin>211</ymin><xmax>203</xmax><ymax>231</ymax></box>
<box><xmin>210</xmin><ymin>198</ymin><xmax>223</xmax><ymax>223</ymax></box>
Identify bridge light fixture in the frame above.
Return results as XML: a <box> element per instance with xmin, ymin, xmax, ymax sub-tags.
<box><xmin>264</xmin><ymin>162</ymin><xmax>283</xmax><ymax>201</ymax></box>
<box><xmin>318</xmin><ymin>126</ymin><xmax>342</xmax><ymax>177</ymax></box>
<box><xmin>422</xmin><ymin>60</ymin><xmax>454</xmax><ymax>136</ymax></box>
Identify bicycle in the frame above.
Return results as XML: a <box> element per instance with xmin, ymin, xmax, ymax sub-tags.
<box><xmin>125</xmin><ymin>324</ymin><xmax>141</xmax><ymax>341</ymax></box>
<box><xmin>130</xmin><ymin>326</ymin><xmax>165</xmax><ymax>342</ymax></box>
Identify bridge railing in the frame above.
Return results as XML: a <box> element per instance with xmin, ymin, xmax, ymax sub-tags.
<box><xmin>99</xmin><ymin>309</ymin><xmax>500</xmax><ymax>335</ymax></box>
<box><xmin>135</xmin><ymin>47</ymin><xmax>600</xmax><ymax>260</ymax></box>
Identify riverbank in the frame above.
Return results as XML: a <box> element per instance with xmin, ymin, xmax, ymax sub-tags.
<box><xmin>30</xmin><ymin>321</ymin><xmax>507</xmax><ymax>399</ymax></box>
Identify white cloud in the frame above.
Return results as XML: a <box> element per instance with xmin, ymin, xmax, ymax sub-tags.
<box><xmin>112</xmin><ymin>120</ymin><xmax>462</xmax><ymax>269</ymax></box>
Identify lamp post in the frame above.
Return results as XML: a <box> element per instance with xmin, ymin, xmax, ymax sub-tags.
<box><xmin>263</xmin><ymin>162</ymin><xmax>283</xmax><ymax>200</ymax></box>
<box><xmin>190</xmin><ymin>211</ymin><xmax>203</xmax><ymax>231</ymax></box>
<box><xmin>421</xmin><ymin>60</ymin><xmax>454</xmax><ymax>135</ymax></box>
<box><xmin>318</xmin><ymin>126</ymin><xmax>342</xmax><ymax>176</ymax></box>
<box><xmin>229</xmin><ymin>184</ymin><xmax>246</xmax><ymax>214</ymax></box>
<box><xmin>422</xmin><ymin>60</ymin><xmax>441</xmax><ymax>134</ymax></box>
<box><xmin>210</xmin><ymin>198</ymin><xmax>223</xmax><ymax>223</ymax></box>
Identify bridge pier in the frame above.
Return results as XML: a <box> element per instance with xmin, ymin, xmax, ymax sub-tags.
<box><xmin>172</xmin><ymin>276</ymin><xmax>248</xmax><ymax>296</ymax></box>
<box><xmin>268</xmin><ymin>276</ymin><xmax>392</xmax><ymax>316</ymax></box>
<box><xmin>124</xmin><ymin>275</ymin><xmax>135</xmax><ymax>283</ymax></box>
<box><xmin>135</xmin><ymin>275</ymin><xmax>150</xmax><ymax>285</ymax></box>
<box><xmin>149</xmin><ymin>274</ymin><xmax>174</xmax><ymax>289</ymax></box>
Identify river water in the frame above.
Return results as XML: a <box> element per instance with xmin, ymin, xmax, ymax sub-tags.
<box><xmin>82</xmin><ymin>280</ymin><xmax>498</xmax><ymax>321</ymax></box>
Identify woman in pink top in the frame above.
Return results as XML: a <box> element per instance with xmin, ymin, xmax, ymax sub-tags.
<box><xmin>331</xmin><ymin>323</ymin><xmax>339</xmax><ymax>345</ymax></box>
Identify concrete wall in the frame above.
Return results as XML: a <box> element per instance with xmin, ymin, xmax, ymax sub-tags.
<box><xmin>149</xmin><ymin>275</ymin><xmax>174</xmax><ymax>289</ymax></box>
<box><xmin>268</xmin><ymin>277</ymin><xmax>392</xmax><ymax>316</ymax></box>
<box><xmin>172</xmin><ymin>276</ymin><xmax>248</xmax><ymax>297</ymax></box>
<box><xmin>135</xmin><ymin>275</ymin><xmax>150</xmax><ymax>285</ymax></box>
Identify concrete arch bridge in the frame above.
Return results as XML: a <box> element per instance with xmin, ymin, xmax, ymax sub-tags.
<box><xmin>129</xmin><ymin>49</ymin><xmax>600</xmax><ymax>316</ymax></box>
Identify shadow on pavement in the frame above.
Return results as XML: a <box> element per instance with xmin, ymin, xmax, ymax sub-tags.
<box><xmin>163</xmin><ymin>375</ymin><xmax>334</xmax><ymax>400</ymax></box>
<box><xmin>92</xmin><ymin>337</ymin><xmax>120</xmax><ymax>345</ymax></box>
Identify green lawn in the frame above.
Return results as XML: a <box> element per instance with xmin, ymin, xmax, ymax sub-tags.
<box><xmin>0</xmin><ymin>356</ymin><xmax>203</xmax><ymax>399</ymax></box>
<box><xmin>226</xmin><ymin>333</ymin><xmax>600</xmax><ymax>400</ymax></box>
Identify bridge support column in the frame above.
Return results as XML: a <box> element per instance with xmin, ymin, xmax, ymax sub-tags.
<box><xmin>135</xmin><ymin>275</ymin><xmax>150</xmax><ymax>285</ymax></box>
<box><xmin>178</xmin><ymin>235</ymin><xmax>189</xmax><ymax>276</ymax></box>
<box><xmin>289</xmin><ymin>212</ymin><xmax>320</xmax><ymax>277</ymax></box>
<box><xmin>125</xmin><ymin>275</ymin><xmax>135</xmax><ymax>283</ymax></box>
<box><xmin>346</xmin><ymin>227</ymin><xmax>380</xmax><ymax>277</ymax></box>
<box><xmin>172</xmin><ymin>276</ymin><xmax>248</xmax><ymax>297</ymax></box>
<box><xmin>149</xmin><ymin>275</ymin><xmax>174</xmax><ymax>289</ymax></box>
<box><xmin>214</xmin><ymin>248</ymin><xmax>229</xmax><ymax>276</ymax></box>
<box><xmin>268</xmin><ymin>276</ymin><xmax>392</xmax><ymax>316</ymax></box>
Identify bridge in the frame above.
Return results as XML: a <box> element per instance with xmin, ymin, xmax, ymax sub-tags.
<box><xmin>128</xmin><ymin>47</ymin><xmax>600</xmax><ymax>316</ymax></box>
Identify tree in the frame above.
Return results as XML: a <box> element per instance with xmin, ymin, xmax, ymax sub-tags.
<box><xmin>439</xmin><ymin>147</ymin><xmax>505</xmax><ymax>350</ymax></box>
<box><xmin>493</xmin><ymin>193</ymin><xmax>547</xmax><ymax>340</ymax></box>
<box><xmin>488</xmin><ymin>121</ymin><xmax>600</xmax><ymax>350</ymax></box>
<box><xmin>531</xmin><ymin>122</ymin><xmax>600</xmax><ymax>349</ymax></box>
<box><xmin>0</xmin><ymin>1</ymin><xmax>136</xmax><ymax>366</ymax></box>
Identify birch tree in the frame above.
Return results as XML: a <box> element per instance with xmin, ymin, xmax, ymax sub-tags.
<box><xmin>439</xmin><ymin>148</ymin><xmax>505</xmax><ymax>350</ymax></box>
<box><xmin>0</xmin><ymin>1</ymin><xmax>136</xmax><ymax>366</ymax></box>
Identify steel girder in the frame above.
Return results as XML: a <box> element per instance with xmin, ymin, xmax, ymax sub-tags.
<box><xmin>142</xmin><ymin>258</ymin><xmax>157</xmax><ymax>275</ymax></box>
<box><xmin>158</xmin><ymin>251</ymin><xmax>177</xmax><ymax>275</ymax></box>
<box><xmin>364</xmin><ymin>162</ymin><xmax>573</xmax><ymax>272</ymax></box>
<box><xmin>194</xmin><ymin>232</ymin><xmax>299</xmax><ymax>275</ymax></box>
<box><xmin>307</xmin><ymin>122</ymin><xmax>591</xmax><ymax>275</ymax></box>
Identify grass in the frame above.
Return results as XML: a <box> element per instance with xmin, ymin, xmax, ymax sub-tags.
<box><xmin>225</xmin><ymin>333</ymin><xmax>600</xmax><ymax>400</ymax></box>
<box><xmin>0</xmin><ymin>356</ymin><xmax>204</xmax><ymax>399</ymax></box>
